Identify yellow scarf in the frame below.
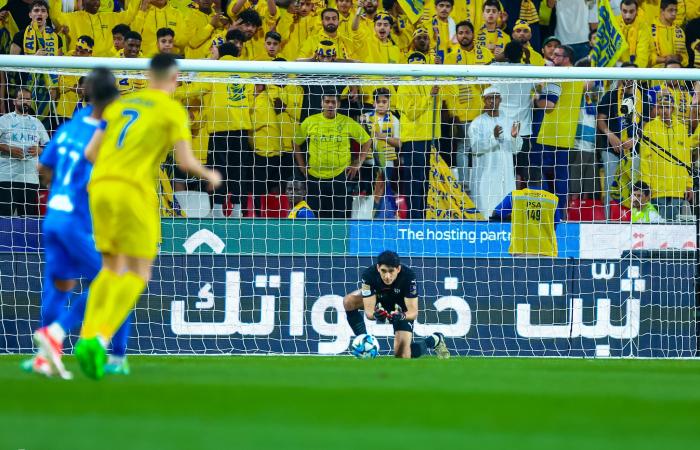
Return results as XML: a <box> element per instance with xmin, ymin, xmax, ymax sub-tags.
<box><xmin>519</xmin><ymin>0</ymin><xmax>539</xmax><ymax>24</ymax></box>
<box><xmin>23</xmin><ymin>23</ymin><xmax>58</xmax><ymax>55</ymax></box>
<box><xmin>620</xmin><ymin>20</ymin><xmax>639</xmax><ymax>62</ymax></box>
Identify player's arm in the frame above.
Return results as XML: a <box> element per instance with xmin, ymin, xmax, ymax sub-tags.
<box><xmin>174</xmin><ymin>139</ymin><xmax>222</xmax><ymax>187</ymax></box>
<box><xmin>84</xmin><ymin>128</ymin><xmax>105</xmax><ymax>163</ymax></box>
<box><xmin>403</xmin><ymin>297</ymin><xmax>418</xmax><ymax>321</ymax></box>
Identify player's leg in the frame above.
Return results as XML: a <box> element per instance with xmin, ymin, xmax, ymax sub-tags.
<box><xmin>409</xmin><ymin>332</ymin><xmax>450</xmax><ymax>359</ymax></box>
<box><xmin>343</xmin><ymin>290</ymin><xmax>367</xmax><ymax>336</ymax></box>
<box><xmin>394</xmin><ymin>330</ymin><xmax>412</xmax><ymax>359</ymax></box>
<box><xmin>105</xmin><ymin>312</ymin><xmax>132</xmax><ymax>375</ymax></box>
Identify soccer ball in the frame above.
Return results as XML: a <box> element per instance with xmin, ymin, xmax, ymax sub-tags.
<box><xmin>351</xmin><ymin>334</ymin><xmax>380</xmax><ymax>359</ymax></box>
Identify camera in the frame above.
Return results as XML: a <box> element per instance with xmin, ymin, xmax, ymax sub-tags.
<box><xmin>620</xmin><ymin>97</ymin><xmax>635</xmax><ymax>116</ymax></box>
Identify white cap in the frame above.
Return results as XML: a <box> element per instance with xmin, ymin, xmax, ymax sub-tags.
<box><xmin>482</xmin><ymin>86</ymin><xmax>501</xmax><ymax>97</ymax></box>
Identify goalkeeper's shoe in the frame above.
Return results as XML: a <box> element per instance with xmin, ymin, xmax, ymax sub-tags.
<box><xmin>104</xmin><ymin>356</ymin><xmax>130</xmax><ymax>376</ymax></box>
<box><xmin>33</xmin><ymin>327</ymin><xmax>72</xmax><ymax>380</ymax></box>
<box><xmin>433</xmin><ymin>332</ymin><xmax>450</xmax><ymax>359</ymax></box>
<box><xmin>75</xmin><ymin>337</ymin><xmax>107</xmax><ymax>380</ymax></box>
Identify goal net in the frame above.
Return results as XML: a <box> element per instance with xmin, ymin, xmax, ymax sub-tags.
<box><xmin>0</xmin><ymin>57</ymin><xmax>697</xmax><ymax>358</ymax></box>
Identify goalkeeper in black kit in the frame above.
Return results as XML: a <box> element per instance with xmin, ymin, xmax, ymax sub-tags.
<box><xmin>343</xmin><ymin>250</ymin><xmax>450</xmax><ymax>359</ymax></box>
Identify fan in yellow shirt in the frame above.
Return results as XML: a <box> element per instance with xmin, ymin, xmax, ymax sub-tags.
<box><xmin>278</xmin><ymin>0</ymin><xmax>318</xmax><ymax>60</ymax></box>
<box><xmin>116</xmin><ymin>31</ymin><xmax>147</xmax><ymax>96</ymax></box>
<box><xmin>617</xmin><ymin>0</ymin><xmax>652</xmax><ymax>67</ymax></box>
<box><xmin>56</xmin><ymin>36</ymin><xmax>93</xmax><ymax>121</ymax></box>
<box><xmin>650</xmin><ymin>0</ymin><xmax>688</xmax><ymax>67</ymax></box>
<box><xmin>48</xmin><ymin>0</ymin><xmax>140</xmax><ymax>56</ymax></box>
<box><xmin>510</xmin><ymin>19</ymin><xmax>544</xmax><ymax>65</ymax></box>
<box><xmin>444</xmin><ymin>21</ymin><xmax>494</xmax><ymax>124</ymax></box>
<box><xmin>184</xmin><ymin>0</ymin><xmax>226</xmax><ymax>59</ymax></box>
<box><xmin>130</xmin><ymin>0</ymin><xmax>195</xmax><ymax>56</ymax></box>
<box><xmin>350</xmin><ymin>0</ymin><xmax>380</xmax><ymax>43</ymax></box>
<box><xmin>353</xmin><ymin>12</ymin><xmax>403</xmax><ymax>63</ymax></box>
<box><xmin>430</xmin><ymin>0</ymin><xmax>455</xmax><ymax>63</ymax></box>
<box><xmin>476</xmin><ymin>0</ymin><xmax>509</xmax><ymax>57</ymax></box>
<box><xmin>297</xmin><ymin>8</ymin><xmax>352</xmax><ymax>60</ymax></box>
<box><xmin>293</xmin><ymin>91</ymin><xmax>371</xmax><ymax>218</ymax></box>
<box><xmin>76</xmin><ymin>55</ymin><xmax>220</xmax><ymax>380</ymax></box>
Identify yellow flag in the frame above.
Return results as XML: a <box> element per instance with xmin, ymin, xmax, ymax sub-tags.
<box><xmin>592</xmin><ymin>0</ymin><xmax>628</xmax><ymax>67</ymax></box>
<box><xmin>396</xmin><ymin>0</ymin><xmax>426</xmax><ymax>24</ymax></box>
<box><xmin>426</xmin><ymin>151</ymin><xmax>484</xmax><ymax>220</ymax></box>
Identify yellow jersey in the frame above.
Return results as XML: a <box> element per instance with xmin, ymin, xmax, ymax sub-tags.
<box><xmin>295</xmin><ymin>113</ymin><xmax>371</xmax><ymax>179</ymax></box>
<box><xmin>476</xmin><ymin>26</ymin><xmax>510</xmax><ymax>54</ymax></box>
<box><xmin>443</xmin><ymin>45</ymin><xmax>494</xmax><ymax>122</ymax></box>
<box><xmin>363</xmin><ymin>110</ymin><xmax>400</xmax><ymax>167</ymax></box>
<box><xmin>396</xmin><ymin>84</ymin><xmax>442</xmax><ymax>142</ymax></box>
<box><xmin>537</xmin><ymin>81</ymin><xmax>585</xmax><ymax>149</ymax></box>
<box><xmin>279</xmin><ymin>84</ymin><xmax>304</xmax><ymax>153</ymax></box>
<box><xmin>650</xmin><ymin>19</ymin><xmax>688</xmax><ymax>67</ymax></box>
<box><xmin>618</xmin><ymin>17</ymin><xmax>652</xmax><ymax>67</ymax></box>
<box><xmin>510</xmin><ymin>188</ymin><xmax>558</xmax><ymax>257</ymax></box>
<box><xmin>92</xmin><ymin>88</ymin><xmax>192</xmax><ymax>197</ymax></box>
<box><xmin>640</xmin><ymin>116</ymin><xmax>692</xmax><ymax>199</ymax></box>
<box><xmin>251</xmin><ymin>87</ymin><xmax>282</xmax><ymax>157</ymax></box>
<box><xmin>130</xmin><ymin>4</ymin><xmax>194</xmax><ymax>56</ymax></box>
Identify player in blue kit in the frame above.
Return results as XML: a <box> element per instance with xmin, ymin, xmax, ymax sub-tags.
<box><xmin>26</xmin><ymin>68</ymin><xmax>132</xmax><ymax>379</ymax></box>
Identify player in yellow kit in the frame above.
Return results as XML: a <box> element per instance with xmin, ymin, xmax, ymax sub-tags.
<box><xmin>75</xmin><ymin>54</ymin><xmax>221</xmax><ymax>380</ymax></box>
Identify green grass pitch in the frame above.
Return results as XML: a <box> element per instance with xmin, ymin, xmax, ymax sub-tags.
<box><xmin>2</xmin><ymin>355</ymin><xmax>698</xmax><ymax>450</ymax></box>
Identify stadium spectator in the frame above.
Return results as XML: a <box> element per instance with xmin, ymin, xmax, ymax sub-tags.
<box><xmin>381</xmin><ymin>0</ymin><xmax>413</xmax><ymax>54</ymax></box>
<box><xmin>336</xmin><ymin>0</ymin><xmax>356</xmax><ymax>38</ymax></box>
<box><xmin>550</xmin><ymin>0</ymin><xmax>597</xmax><ymax>63</ymax></box>
<box><xmin>278</xmin><ymin>0</ymin><xmax>317</xmax><ymax>60</ymax></box>
<box><xmin>469</xmin><ymin>86</ymin><xmax>522</xmax><ymax>218</ymax></box>
<box><xmin>0</xmin><ymin>88</ymin><xmax>49</xmax><ymax>216</ymax></box>
<box><xmin>618</xmin><ymin>0</ymin><xmax>652</xmax><ymax>67</ymax></box>
<box><xmin>116</xmin><ymin>30</ymin><xmax>146</xmax><ymax>95</ymax></box>
<box><xmin>597</xmin><ymin>65</ymin><xmax>649</xmax><ymax>213</ymax></box>
<box><xmin>355</xmin><ymin>12</ymin><xmax>401</xmax><ymax>63</ymax></box>
<box><xmin>650</xmin><ymin>0</ymin><xmax>689</xmax><ymax>67</ymax></box>
<box><xmin>251</xmin><ymin>82</ymin><xmax>285</xmax><ymax>214</ymax></box>
<box><xmin>55</xmin><ymin>36</ymin><xmax>92</xmax><ymax>123</ymax></box>
<box><xmin>225</xmin><ymin>28</ymin><xmax>246</xmax><ymax>55</ymax></box>
<box><xmin>286</xmin><ymin>179</ymin><xmax>315</xmax><ymax>218</ymax></box>
<box><xmin>297</xmin><ymin>8</ymin><xmax>351</xmax><ymax>60</ymax></box>
<box><xmin>188</xmin><ymin>42</ymin><xmax>254</xmax><ymax>218</ymax></box>
<box><xmin>444</xmin><ymin>20</ymin><xmax>494</xmax><ymax>187</ymax></box>
<box><xmin>358</xmin><ymin>88</ymin><xmax>401</xmax><ymax>185</ymax></box>
<box><xmin>186</xmin><ymin>0</ymin><xmax>228</xmax><ymax>60</ymax></box>
<box><xmin>111</xmin><ymin>23</ymin><xmax>130</xmax><ymax>54</ymax></box>
<box><xmin>541</xmin><ymin>35</ymin><xmax>560</xmax><ymax>65</ymax></box>
<box><xmin>293</xmin><ymin>90</ymin><xmax>371</xmax><ymax>218</ymax></box>
<box><xmin>430</xmin><ymin>0</ymin><xmax>455</xmax><ymax>64</ymax></box>
<box><xmin>1</xmin><ymin>0</ymin><xmax>37</xmax><ymax>30</ymax></box>
<box><xmin>510</xmin><ymin>19</ymin><xmax>545</xmax><ymax>65</ymax></box>
<box><xmin>269</xmin><ymin>57</ymin><xmax>304</xmax><ymax>182</ymax></box>
<box><xmin>504</xmin><ymin>0</ymin><xmax>541</xmax><ymax>50</ymax></box>
<box><xmin>410</xmin><ymin>27</ymin><xmax>438</xmax><ymax>63</ymax></box>
<box><xmin>397</xmin><ymin>52</ymin><xmax>441</xmax><ymax>219</ymax></box>
<box><xmin>491</xmin><ymin>41</ymin><xmax>537</xmax><ymax>180</ymax></box>
<box><xmin>639</xmin><ymin>91</ymin><xmax>693</xmax><ymax>221</ymax></box>
<box><xmin>535</xmin><ymin>44</ymin><xmax>585</xmax><ymax>217</ymax></box>
<box><xmin>630</xmin><ymin>180</ymin><xmax>665</xmax><ymax>222</ymax></box>
<box><xmin>351</xmin><ymin>0</ymin><xmax>380</xmax><ymax>42</ymax></box>
<box><xmin>231</xmin><ymin>8</ymin><xmax>264</xmax><ymax>60</ymax></box>
<box><xmin>156</xmin><ymin>27</ymin><xmax>174</xmax><ymax>54</ymax></box>
<box><xmin>47</xmin><ymin>0</ymin><xmax>140</xmax><ymax>57</ymax></box>
<box><xmin>477</xmin><ymin>0</ymin><xmax>510</xmax><ymax>58</ymax></box>
<box><xmin>130</xmin><ymin>0</ymin><xmax>192</xmax><ymax>57</ymax></box>
<box><xmin>10</xmin><ymin>0</ymin><xmax>61</xmax><ymax>56</ymax></box>
<box><xmin>263</xmin><ymin>30</ymin><xmax>281</xmax><ymax>59</ymax></box>
<box><xmin>571</xmin><ymin>58</ymin><xmax>602</xmax><ymax>200</ymax></box>
<box><xmin>661</xmin><ymin>58</ymin><xmax>694</xmax><ymax>129</ymax></box>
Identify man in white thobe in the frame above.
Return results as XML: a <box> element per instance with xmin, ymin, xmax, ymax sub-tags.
<box><xmin>468</xmin><ymin>86</ymin><xmax>523</xmax><ymax>218</ymax></box>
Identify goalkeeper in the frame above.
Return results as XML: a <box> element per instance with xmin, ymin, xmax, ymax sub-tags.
<box><xmin>343</xmin><ymin>250</ymin><xmax>450</xmax><ymax>359</ymax></box>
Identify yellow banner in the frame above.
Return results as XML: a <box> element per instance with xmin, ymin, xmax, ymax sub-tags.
<box><xmin>426</xmin><ymin>151</ymin><xmax>484</xmax><ymax>220</ymax></box>
<box><xmin>396</xmin><ymin>0</ymin><xmax>426</xmax><ymax>24</ymax></box>
<box><xmin>592</xmin><ymin>0</ymin><xmax>628</xmax><ymax>67</ymax></box>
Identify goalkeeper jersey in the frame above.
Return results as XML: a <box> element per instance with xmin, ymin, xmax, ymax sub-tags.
<box><xmin>361</xmin><ymin>264</ymin><xmax>418</xmax><ymax>314</ymax></box>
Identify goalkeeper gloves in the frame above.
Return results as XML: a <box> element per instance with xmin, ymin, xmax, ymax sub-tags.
<box><xmin>374</xmin><ymin>303</ymin><xmax>391</xmax><ymax>323</ymax></box>
<box><xmin>388</xmin><ymin>306</ymin><xmax>406</xmax><ymax>324</ymax></box>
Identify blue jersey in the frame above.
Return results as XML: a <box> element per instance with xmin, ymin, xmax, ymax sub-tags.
<box><xmin>39</xmin><ymin>107</ymin><xmax>105</xmax><ymax>230</ymax></box>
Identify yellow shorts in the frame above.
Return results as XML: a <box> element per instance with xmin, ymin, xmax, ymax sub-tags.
<box><xmin>89</xmin><ymin>180</ymin><xmax>160</xmax><ymax>260</ymax></box>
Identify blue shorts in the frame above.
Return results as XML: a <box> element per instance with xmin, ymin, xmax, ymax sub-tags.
<box><xmin>43</xmin><ymin>217</ymin><xmax>101</xmax><ymax>282</ymax></box>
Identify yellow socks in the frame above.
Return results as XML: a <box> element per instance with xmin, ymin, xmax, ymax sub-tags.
<box><xmin>98</xmin><ymin>271</ymin><xmax>146</xmax><ymax>339</ymax></box>
<box><xmin>80</xmin><ymin>268</ymin><xmax>120</xmax><ymax>339</ymax></box>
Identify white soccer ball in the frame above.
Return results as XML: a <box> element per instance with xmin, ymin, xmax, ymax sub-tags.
<box><xmin>351</xmin><ymin>334</ymin><xmax>380</xmax><ymax>359</ymax></box>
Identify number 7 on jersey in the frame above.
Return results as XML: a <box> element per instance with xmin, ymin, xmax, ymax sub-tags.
<box><xmin>117</xmin><ymin>109</ymin><xmax>139</xmax><ymax>148</ymax></box>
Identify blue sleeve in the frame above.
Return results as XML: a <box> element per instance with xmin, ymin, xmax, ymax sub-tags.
<box><xmin>492</xmin><ymin>193</ymin><xmax>513</xmax><ymax>220</ymax></box>
<box><xmin>39</xmin><ymin>137</ymin><xmax>58</xmax><ymax>169</ymax></box>
<box><xmin>554</xmin><ymin>206</ymin><xmax>562</xmax><ymax>225</ymax></box>
<box><xmin>297</xmin><ymin>208</ymin><xmax>316</xmax><ymax>219</ymax></box>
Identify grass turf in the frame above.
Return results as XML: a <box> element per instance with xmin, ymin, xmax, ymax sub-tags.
<box><xmin>2</xmin><ymin>355</ymin><xmax>698</xmax><ymax>450</ymax></box>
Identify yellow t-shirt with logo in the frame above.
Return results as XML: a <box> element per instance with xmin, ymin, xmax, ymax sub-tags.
<box><xmin>444</xmin><ymin>45</ymin><xmax>494</xmax><ymax>122</ymax></box>
<box><xmin>295</xmin><ymin>113</ymin><xmax>371</xmax><ymax>179</ymax></box>
<box><xmin>510</xmin><ymin>188</ymin><xmax>558</xmax><ymax>257</ymax></box>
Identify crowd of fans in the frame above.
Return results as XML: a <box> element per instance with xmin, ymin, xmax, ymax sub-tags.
<box><xmin>0</xmin><ymin>0</ymin><xmax>698</xmax><ymax>221</ymax></box>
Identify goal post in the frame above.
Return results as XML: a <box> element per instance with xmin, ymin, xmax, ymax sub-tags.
<box><xmin>0</xmin><ymin>55</ymin><xmax>698</xmax><ymax>358</ymax></box>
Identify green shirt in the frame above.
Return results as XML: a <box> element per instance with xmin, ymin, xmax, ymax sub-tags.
<box><xmin>295</xmin><ymin>113</ymin><xmax>370</xmax><ymax>179</ymax></box>
<box><xmin>631</xmin><ymin>203</ymin><xmax>664</xmax><ymax>223</ymax></box>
